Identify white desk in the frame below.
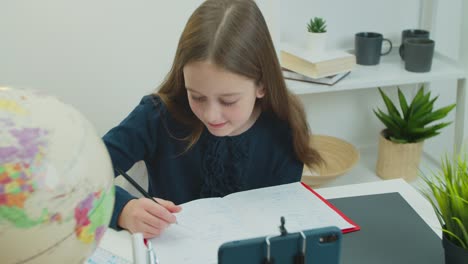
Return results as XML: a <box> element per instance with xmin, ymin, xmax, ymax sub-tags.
<box><xmin>97</xmin><ymin>178</ymin><xmax>441</xmax><ymax>262</ymax></box>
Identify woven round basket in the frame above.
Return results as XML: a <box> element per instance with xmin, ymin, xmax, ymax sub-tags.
<box><xmin>301</xmin><ymin>135</ymin><xmax>360</xmax><ymax>187</ymax></box>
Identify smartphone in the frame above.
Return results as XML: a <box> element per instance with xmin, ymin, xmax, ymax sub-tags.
<box><xmin>218</xmin><ymin>226</ymin><xmax>342</xmax><ymax>264</ymax></box>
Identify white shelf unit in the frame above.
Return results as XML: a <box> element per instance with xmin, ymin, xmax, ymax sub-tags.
<box><xmin>317</xmin><ymin>145</ymin><xmax>441</xmax><ymax>193</ymax></box>
<box><xmin>286</xmin><ymin>49</ymin><xmax>466</xmax><ymax>190</ymax></box>
<box><xmin>286</xmin><ymin>49</ymin><xmax>465</xmax><ymax>95</ymax></box>
<box><xmin>271</xmin><ymin>0</ymin><xmax>468</xmax><ymax>190</ymax></box>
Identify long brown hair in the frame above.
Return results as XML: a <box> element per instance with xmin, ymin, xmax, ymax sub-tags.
<box><xmin>157</xmin><ymin>0</ymin><xmax>322</xmax><ymax>167</ymax></box>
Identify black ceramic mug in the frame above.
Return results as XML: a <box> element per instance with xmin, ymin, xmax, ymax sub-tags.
<box><xmin>401</xmin><ymin>38</ymin><xmax>435</xmax><ymax>72</ymax></box>
<box><xmin>355</xmin><ymin>32</ymin><xmax>392</xmax><ymax>65</ymax></box>
<box><xmin>399</xmin><ymin>29</ymin><xmax>430</xmax><ymax>60</ymax></box>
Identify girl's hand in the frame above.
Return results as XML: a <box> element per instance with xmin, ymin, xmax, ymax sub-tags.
<box><xmin>118</xmin><ymin>197</ymin><xmax>182</xmax><ymax>238</ymax></box>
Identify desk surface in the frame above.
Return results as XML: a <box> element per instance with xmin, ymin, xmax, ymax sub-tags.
<box><xmin>97</xmin><ymin>178</ymin><xmax>441</xmax><ymax>262</ymax></box>
<box><xmin>330</xmin><ymin>192</ymin><xmax>443</xmax><ymax>263</ymax></box>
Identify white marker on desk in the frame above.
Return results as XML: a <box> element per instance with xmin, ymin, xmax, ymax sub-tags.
<box><xmin>131</xmin><ymin>233</ymin><xmax>148</xmax><ymax>264</ymax></box>
<box><xmin>147</xmin><ymin>240</ymin><xmax>159</xmax><ymax>264</ymax></box>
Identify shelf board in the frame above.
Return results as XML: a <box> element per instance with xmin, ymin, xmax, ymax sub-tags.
<box><xmin>286</xmin><ymin>49</ymin><xmax>466</xmax><ymax>95</ymax></box>
<box><xmin>316</xmin><ymin>144</ymin><xmax>440</xmax><ymax>194</ymax></box>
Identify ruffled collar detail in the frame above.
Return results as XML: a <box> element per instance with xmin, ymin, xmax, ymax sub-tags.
<box><xmin>199</xmin><ymin>131</ymin><xmax>251</xmax><ymax>198</ymax></box>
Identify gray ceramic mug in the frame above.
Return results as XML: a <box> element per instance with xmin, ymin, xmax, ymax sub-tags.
<box><xmin>355</xmin><ymin>32</ymin><xmax>392</xmax><ymax>65</ymax></box>
<box><xmin>401</xmin><ymin>38</ymin><xmax>435</xmax><ymax>72</ymax></box>
<box><xmin>399</xmin><ymin>29</ymin><xmax>430</xmax><ymax>60</ymax></box>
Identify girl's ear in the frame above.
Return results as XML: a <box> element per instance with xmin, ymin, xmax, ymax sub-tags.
<box><xmin>255</xmin><ymin>83</ymin><xmax>265</xmax><ymax>98</ymax></box>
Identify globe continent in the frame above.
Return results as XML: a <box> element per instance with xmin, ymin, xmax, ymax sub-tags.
<box><xmin>0</xmin><ymin>87</ymin><xmax>115</xmax><ymax>264</ymax></box>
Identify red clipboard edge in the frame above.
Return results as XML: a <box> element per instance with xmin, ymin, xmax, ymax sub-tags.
<box><xmin>301</xmin><ymin>182</ymin><xmax>361</xmax><ymax>234</ymax></box>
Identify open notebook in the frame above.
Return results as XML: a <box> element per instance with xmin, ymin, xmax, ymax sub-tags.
<box><xmin>150</xmin><ymin>182</ymin><xmax>359</xmax><ymax>264</ymax></box>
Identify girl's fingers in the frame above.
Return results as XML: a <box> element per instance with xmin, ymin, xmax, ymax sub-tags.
<box><xmin>142</xmin><ymin>232</ymin><xmax>156</xmax><ymax>239</ymax></box>
<box><xmin>139</xmin><ymin>222</ymin><xmax>163</xmax><ymax>238</ymax></box>
<box><xmin>155</xmin><ymin>198</ymin><xmax>182</xmax><ymax>213</ymax></box>
<box><xmin>141</xmin><ymin>211</ymin><xmax>170</xmax><ymax>230</ymax></box>
<box><xmin>143</xmin><ymin>199</ymin><xmax>178</xmax><ymax>224</ymax></box>
<box><xmin>130</xmin><ymin>217</ymin><xmax>164</xmax><ymax>238</ymax></box>
<box><xmin>121</xmin><ymin>198</ymin><xmax>173</xmax><ymax>237</ymax></box>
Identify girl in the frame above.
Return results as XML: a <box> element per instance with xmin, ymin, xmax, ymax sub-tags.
<box><xmin>104</xmin><ymin>0</ymin><xmax>322</xmax><ymax>238</ymax></box>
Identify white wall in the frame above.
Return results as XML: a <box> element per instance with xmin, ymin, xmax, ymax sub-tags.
<box><xmin>459</xmin><ymin>0</ymin><xmax>468</xmax><ymax>149</ymax></box>
<box><xmin>279</xmin><ymin>0</ymin><xmax>419</xmax><ymax>50</ymax></box>
<box><xmin>0</xmin><ymin>0</ymin><xmax>279</xmax><ymax>136</ymax></box>
<box><xmin>0</xmin><ymin>0</ymin><xmax>204</xmax><ymax>135</ymax></box>
<box><xmin>1</xmin><ymin>0</ymin><xmax>465</xmax><ymax>161</ymax></box>
<box><xmin>423</xmin><ymin>0</ymin><xmax>462</xmax><ymax>158</ymax></box>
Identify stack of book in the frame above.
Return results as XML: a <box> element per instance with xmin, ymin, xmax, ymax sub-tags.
<box><xmin>280</xmin><ymin>43</ymin><xmax>356</xmax><ymax>86</ymax></box>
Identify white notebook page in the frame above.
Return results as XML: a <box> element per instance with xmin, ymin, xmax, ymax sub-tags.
<box><xmin>150</xmin><ymin>182</ymin><xmax>355</xmax><ymax>263</ymax></box>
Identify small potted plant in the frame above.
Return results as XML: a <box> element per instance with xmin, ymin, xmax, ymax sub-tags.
<box><xmin>306</xmin><ymin>17</ymin><xmax>327</xmax><ymax>54</ymax></box>
<box><xmin>420</xmin><ymin>152</ymin><xmax>467</xmax><ymax>263</ymax></box>
<box><xmin>373</xmin><ymin>85</ymin><xmax>456</xmax><ymax>181</ymax></box>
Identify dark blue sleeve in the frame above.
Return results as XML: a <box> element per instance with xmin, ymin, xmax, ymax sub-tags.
<box><xmin>274</xmin><ymin>149</ymin><xmax>303</xmax><ymax>184</ymax></box>
<box><xmin>110</xmin><ymin>186</ymin><xmax>137</xmax><ymax>230</ymax></box>
<box><xmin>271</xmin><ymin>128</ymin><xmax>303</xmax><ymax>185</ymax></box>
<box><xmin>103</xmin><ymin>96</ymin><xmax>161</xmax><ymax>229</ymax></box>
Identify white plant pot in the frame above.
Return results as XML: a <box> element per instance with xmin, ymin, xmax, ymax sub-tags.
<box><xmin>307</xmin><ymin>32</ymin><xmax>327</xmax><ymax>54</ymax></box>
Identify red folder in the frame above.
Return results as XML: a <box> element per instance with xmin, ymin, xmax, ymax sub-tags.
<box><xmin>301</xmin><ymin>182</ymin><xmax>361</xmax><ymax>233</ymax></box>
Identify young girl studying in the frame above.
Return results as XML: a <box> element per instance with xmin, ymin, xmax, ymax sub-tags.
<box><xmin>103</xmin><ymin>0</ymin><xmax>322</xmax><ymax>238</ymax></box>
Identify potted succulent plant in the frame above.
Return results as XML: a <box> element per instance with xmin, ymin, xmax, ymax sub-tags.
<box><xmin>373</xmin><ymin>85</ymin><xmax>456</xmax><ymax>181</ymax></box>
<box><xmin>421</xmin><ymin>152</ymin><xmax>467</xmax><ymax>263</ymax></box>
<box><xmin>306</xmin><ymin>17</ymin><xmax>327</xmax><ymax>54</ymax></box>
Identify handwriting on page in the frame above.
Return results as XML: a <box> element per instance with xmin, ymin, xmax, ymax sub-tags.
<box><xmin>225</xmin><ymin>183</ymin><xmax>352</xmax><ymax>233</ymax></box>
<box><xmin>151</xmin><ymin>197</ymin><xmax>249</xmax><ymax>264</ymax></box>
<box><xmin>150</xmin><ymin>182</ymin><xmax>354</xmax><ymax>263</ymax></box>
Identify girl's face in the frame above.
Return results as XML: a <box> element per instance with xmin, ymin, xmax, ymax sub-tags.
<box><xmin>183</xmin><ymin>60</ymin><xmax>265</xmax><ymax>137</ymax></box>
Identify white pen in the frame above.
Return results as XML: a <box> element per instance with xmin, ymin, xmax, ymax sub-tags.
<box><xmin>147</xmin><ymin>240</ymin><xmax>158</xmax><ymax>264</ymax></box>
<box><xmin>131</xmin><ymin>233</ymin><xmax>148</xmax><ymax>264</ymax></box>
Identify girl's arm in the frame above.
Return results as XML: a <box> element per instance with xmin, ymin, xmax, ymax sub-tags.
<box><xmin>273</xmin><ymin>152</ymin><xmax>303</xmax><ymax>185</ymax></box>
<box><xmin>103</xmin><ymin>96</ymin><xmax>160</xmax><ymax>229</ymax></box>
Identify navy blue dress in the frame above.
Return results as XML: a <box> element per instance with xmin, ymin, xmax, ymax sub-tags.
<box><xmin>103</xmin><ymin>95</ymin><xmax>303</xmax><ymax>229</ymax></box>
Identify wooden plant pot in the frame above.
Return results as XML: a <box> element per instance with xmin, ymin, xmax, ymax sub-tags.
<box><xmin>376</xmin><ymin>131</ymin><xmax>424</xmax><ymax>181</ymax></box>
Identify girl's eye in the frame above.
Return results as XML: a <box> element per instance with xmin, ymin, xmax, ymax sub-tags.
<box><xmin>191</xmin><ymin>96</ymin><xmax>206</xmax><ymax>102</ymax></box>
<box><xmin>220</xmin><ymin>100</ymin><xmax>237</xmax><ymax>106</ymax></box>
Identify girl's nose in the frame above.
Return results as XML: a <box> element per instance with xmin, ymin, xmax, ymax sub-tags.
<box><xmin>204</xmin><ymin>102</ymin><xmax>221</xmax><ymax>123</ymax></box>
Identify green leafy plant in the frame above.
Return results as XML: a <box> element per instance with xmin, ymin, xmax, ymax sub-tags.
<box><xmin>421</xmin><ymin>152</ymin><xmax>468</xmax><ymax>249</ymax></box>
<box><xmin>373</xmin><ymin>85</ymin><xmax>456</xmax><ymax>143</ymax></box>
<box><xmin>307</xmin><ymin>17</ymin><xmax>327</xmax><ymax>33</ymax></box>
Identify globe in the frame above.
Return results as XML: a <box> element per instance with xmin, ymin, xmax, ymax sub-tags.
<box><xmin>0</xmin><ymin>87</ymin><xmax>115</xmax><ymax>264</ymax></box>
